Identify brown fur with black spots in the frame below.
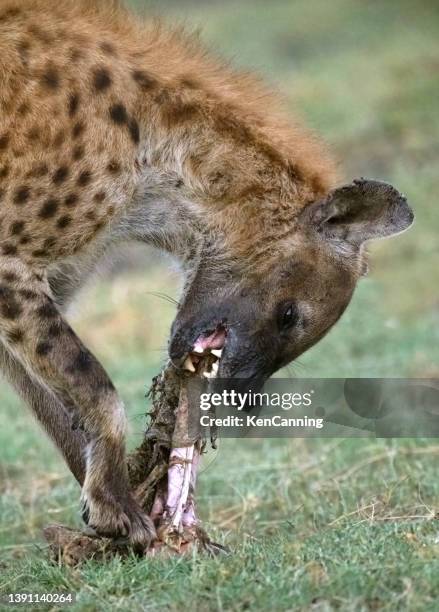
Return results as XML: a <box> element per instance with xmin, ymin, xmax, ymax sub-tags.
<box><xmin>0</xmin><ymin>0</ymin><xmax>413</xmax><ymax>550</ymax></box>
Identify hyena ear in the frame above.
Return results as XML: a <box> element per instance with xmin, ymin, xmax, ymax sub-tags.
<box><xmin>300</xmin><ymin>179</ymin><xmax>414</xmax><ymax>248</ymax></box>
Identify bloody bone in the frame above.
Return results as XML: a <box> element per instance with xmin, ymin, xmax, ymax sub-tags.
<box><xmin>44</xmin><ymin>363</ymin><xmax>226</xmax><ymax>565</ymax></box>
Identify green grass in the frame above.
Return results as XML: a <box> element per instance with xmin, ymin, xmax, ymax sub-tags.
<box><xmin>1</xmin><ymin>0</ymin><xmax>439</xmax><ymax>610</ymax></box>
<box><xmin>1</xmin><ymin>434</ymin><xmax>439</xmax><ymax>610</ymax></box>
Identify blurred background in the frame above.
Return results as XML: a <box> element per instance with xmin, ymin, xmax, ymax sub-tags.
<box><xmin>1</xmin><ymin>1</ymin><xmax>438</xmax><ymax>608</ymax></box>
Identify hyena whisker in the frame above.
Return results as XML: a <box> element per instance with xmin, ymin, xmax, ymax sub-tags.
<box><xmin>145</xmin><ymin>291</ymin><xmax>179</xmax><ymax>307</ymax></box>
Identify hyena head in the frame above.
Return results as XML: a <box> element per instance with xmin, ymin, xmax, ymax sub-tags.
<box><xmin>169</xmin><ymin>178</ymin><xmax>413</xmax><ymax>383</ymax></box>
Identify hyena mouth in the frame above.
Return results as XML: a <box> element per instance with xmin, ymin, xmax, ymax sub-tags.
<box><xmin>182</xmin><ymin>324</ymin><xmax>227</xmax><ymax>379</ymax></box>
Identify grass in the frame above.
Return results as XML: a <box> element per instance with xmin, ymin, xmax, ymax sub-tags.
<box><xmin>1</xmin><ymin>436</ymin><xmax>439</xmax><ymax>610</ymax></box>
<box><xmin>1</xmin><ymin>0</ymin><xmax>439</xmax><ymax>610</ymax></box>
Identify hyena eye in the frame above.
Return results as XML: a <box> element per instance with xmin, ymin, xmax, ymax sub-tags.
<box><xmin>278</xmin><ymin>302</ymin><xmax>299</xmax><ymax>331</ymax></box>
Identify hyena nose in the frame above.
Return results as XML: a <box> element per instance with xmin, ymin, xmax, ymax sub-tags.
<box><xmin>169</xmin><ymin>322</ymin><xmax>227</xmax><ymax>368</ymax></box>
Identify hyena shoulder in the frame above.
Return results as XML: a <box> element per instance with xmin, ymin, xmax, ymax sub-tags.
<box><xmin>0</xmin><ymin>0</ymin><xmax>147</xmax><ymax>266</ymax></box>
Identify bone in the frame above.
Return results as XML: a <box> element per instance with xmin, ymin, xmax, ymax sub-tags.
<box><xmin>182</xmin><ymin>498</ymin><xmax>198</xmax><ymax>527</ymax></box>
<box><xmin>158</xmin><ymin>382</ymin><xmax>197</xmax><ymax>532</ymax></box>
<box><xmin>159</xmin><ymin>360</ymin><xmax>213</xmax><ymax>539</ymax></box>
<box><xmin>166</xmin><ymin>446</ymin><xmax>194</xmax><ymax>531</ymax></box>
<box><xmin>182</xmin><ymin>445</ymin><xmax>201</xmax><ymax>527</ymax></box>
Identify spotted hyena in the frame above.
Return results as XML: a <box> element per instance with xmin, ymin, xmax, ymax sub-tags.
<box><xmin>0</xmin><ymin>0</ymin><xmax>413</xmax><ymax>549</ymax></box>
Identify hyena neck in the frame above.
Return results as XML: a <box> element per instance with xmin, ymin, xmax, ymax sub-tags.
<box><xmin>123</xmin><ymin>167</ymin><xmax>203</xmax><ymax>266</ymax></box>
<box><xmin>124</xmin><ymin>26</ymin><xmax>337</xmax><ymax>263</ymax></box>
<box><xmin>131</xmin><ymin>93</ymin><xmax>335</xmax><ymax>265</ymax></box>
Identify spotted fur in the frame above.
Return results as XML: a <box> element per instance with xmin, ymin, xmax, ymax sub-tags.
<box><xmin>0</xmin><ymin>0</ymin><xmax>413</xmax><ymax>549</ymax></box>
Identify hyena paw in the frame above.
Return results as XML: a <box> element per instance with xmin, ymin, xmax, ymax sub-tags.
<box><xmin>82</xmin><ymin>489</ymin><xmax>156</xmax><ymax>552</ymax></box>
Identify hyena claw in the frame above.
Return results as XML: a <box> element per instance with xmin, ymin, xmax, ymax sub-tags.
<box><xmin>82</xmin><ymin>491</ymin><xmax>156</xmax><ymax>552</ymax></box>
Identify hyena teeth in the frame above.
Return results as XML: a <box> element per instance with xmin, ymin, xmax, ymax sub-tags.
<box><xmin>193</xmin><ymin>346</ymin><xmax>204</xmax><ymax>354</ymax></box>
<box><xmin>183</xmin><ymin>356</ymin><xmax>196</xmax><ymax>372</ymax></box>
<box><xmin>211</xmin><ymin>349</ymin><xmax>223</xmax><ymax>358</ymax></box>
<box><xmin>203</xmin><ymin>370</ymin><xmax>215</xmax><ymax>379</ymax></box>
<box><xmin>211</xmin><ymin>361</ymin><xmax>219</xmax><ymax>374</ymax></box>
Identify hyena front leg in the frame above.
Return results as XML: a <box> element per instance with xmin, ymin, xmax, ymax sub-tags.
<box><xmin>0</xmin><ymin>343</ymin><xmax>87</xmax><ymax>485</ymax></box>
<box><xmin>0</xmin><ymin>261</ymin><xmax>155</xmax><ymax>550</ymax></box>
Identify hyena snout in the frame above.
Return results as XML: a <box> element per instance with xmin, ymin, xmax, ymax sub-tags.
<box><xmin>169</xmin><ymin>315</ymin><xmax>228</xmax><ymax>367</ymax></box>
<box><xmin>169</xmin><ymin>301</ymin><xmax>273</xmax><ymax>384</ymax></box>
